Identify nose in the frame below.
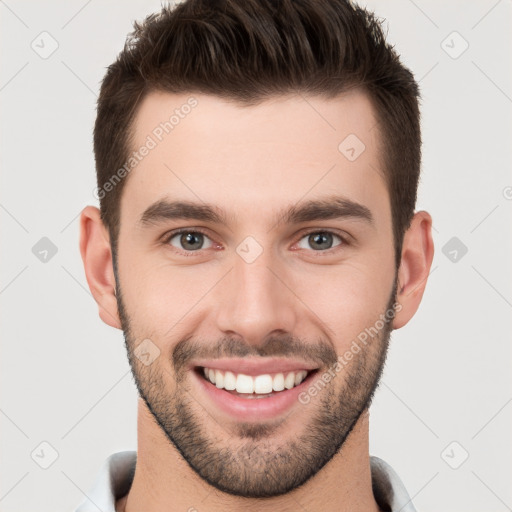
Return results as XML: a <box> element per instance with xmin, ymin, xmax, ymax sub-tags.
<box><xmin>215</xmin><ymin>248</ymin><xmax>298</xmax><ymax>347</ymax></box>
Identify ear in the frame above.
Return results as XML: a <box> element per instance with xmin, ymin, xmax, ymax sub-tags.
<box><xmin>79</xmin><ymin>206</ymin><xmax>122</xmax><ymax>329</ymax></box>
<box><xmin>392</xmin><ymin>210</ymin><xmax>435</xmax><ymax>329</ymax></box>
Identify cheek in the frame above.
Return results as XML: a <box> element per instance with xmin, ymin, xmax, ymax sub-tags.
<box><xmin>118</xmin><ymin>247</ymin><xmax>215</xmax><ymax>332</ymax></box>
<box><xmin>292</xmin><ymin>259</ymin><xmax>395</xmax><ymax>347</ymax></box>
<box><xmin>117</xmin><ymin>224</ymin><xmax>396</xmax><ymax>350</ymax></box>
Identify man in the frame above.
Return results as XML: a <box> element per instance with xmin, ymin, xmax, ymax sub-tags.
<box><xmin>76</xmin><ymin>0</ymin><xmax>434</xmax><ymax>510</ymax></box>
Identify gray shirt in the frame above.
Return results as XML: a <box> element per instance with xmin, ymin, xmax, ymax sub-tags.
<box><xmin>74</xmin><ymin>451</ymin><xmax>417</xmax><ymax>512</ymax></box>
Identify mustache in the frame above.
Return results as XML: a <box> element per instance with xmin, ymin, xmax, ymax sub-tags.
<box><xmin>172</xmin><ymin>333</ymin><xmax>338</xmax><ymax>374</ymax></box>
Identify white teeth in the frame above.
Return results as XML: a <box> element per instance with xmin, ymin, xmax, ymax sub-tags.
<box><xmin>254</xmin><ymin>374</ymin><xmax>273</xmax><ymax>394</ymax></box>
<box><xmin>223</xmin><ymin>371</ymin><xmax>237</xmax><ymax>390</ymax></box>
<box><xmin>284</xmin><ymin>372</ymin><xmax>295</xmax><ymax>390</ymax></box>
<box><xmin>201</xmin><ymin>367</ymin><xmax>310</xmax><ymax>394</ymax></box>
<box><xmin>273</xmin><ymin>373</ymin><xmax>285</xmax><ymax>392</ymax></box>
<box><xmin>215</xmin><ymin>369</ymin><xmax>224</xmax><ymax>388</ymax></box>
<box><xmin>236</xmin><ymin>374</ymin><xmax>254</xmax><ymax>393</ymax></box>
<box><xmin>294</xmin><ymin>370</ymin><xmax>307</xmax><ymax>386</ymax></box>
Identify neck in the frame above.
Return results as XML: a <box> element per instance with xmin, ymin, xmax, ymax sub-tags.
<box><xmin>117</xmin><ymin>399</ymin><xmax>381</xmax><ymax>512</ymax></box>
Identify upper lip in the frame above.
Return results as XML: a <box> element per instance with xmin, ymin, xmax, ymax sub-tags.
<box><xmin>192</xmin><ymin>357</ymin><xmax>319</xmax><ymax>376</ymax></box>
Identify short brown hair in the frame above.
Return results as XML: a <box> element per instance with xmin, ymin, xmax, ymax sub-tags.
<box><xmin>94</xmin><ymin>0</ymin><xmax>421</xmax><ymax>267</ymax></box>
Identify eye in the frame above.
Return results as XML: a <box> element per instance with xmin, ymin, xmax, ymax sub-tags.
<box><xmin>162</xmin><ymin>228</ymin><xmax>347</xmax><ymax>256</ymax></box>
<box><xmin>296</xmin><ymin>231</ymin><xmax>344</xmax><ymax>251</ymax></box>
<box><xmin>166</xmin><ymin>230</ymin><xmax>214</xmax><ymax>252</ymax></box>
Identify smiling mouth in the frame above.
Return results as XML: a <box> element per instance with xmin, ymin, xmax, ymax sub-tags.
<box><xmin>195</xmin><ymin>366</ymin><xmax>318</xmax><ymax>399</ymax></box>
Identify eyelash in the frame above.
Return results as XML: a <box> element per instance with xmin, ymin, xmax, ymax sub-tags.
<box><xmin>161</xmin><ymin>228</ymin><xmax>350</xmax><ymax>257</ymax></box>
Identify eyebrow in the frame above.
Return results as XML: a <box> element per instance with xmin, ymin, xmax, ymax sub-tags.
<box><xmin>138</xmin><ymin>195</ymin><xmax>374</xmax><ymax>228</ymax></box>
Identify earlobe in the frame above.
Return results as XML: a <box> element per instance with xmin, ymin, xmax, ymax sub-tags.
<box><xmin>392</xmin><ymin>211</ymin><xmax>435</xmax><ymax>330</ymax></box>
<box><xmin>79</xmin><ymin>206</ymin><xmax>122</xmax><ymax>329</ymax></box>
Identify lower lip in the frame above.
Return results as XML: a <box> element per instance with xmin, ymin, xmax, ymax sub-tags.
<box><xmin>193</xmin><ymin>368</ymin><xmax>317</xmax><ymax>422</ymax></box>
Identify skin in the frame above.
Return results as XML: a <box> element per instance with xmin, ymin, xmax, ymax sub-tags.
<box><xmin>80</xmin><ymin>89</ymin><xmax>434</xmax><ymax>512</ymax></box>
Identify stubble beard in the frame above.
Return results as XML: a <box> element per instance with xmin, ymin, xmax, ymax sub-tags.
<box><xmin>116</xmin><ymin>280</ymin><xmax>396</xmax><ymax>498</ymax></box>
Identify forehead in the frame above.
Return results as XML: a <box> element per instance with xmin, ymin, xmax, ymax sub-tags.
<box><xmin>121</xmin><ymin>90</ymin><xmax>388</xmax><ymax>228</ymax></box>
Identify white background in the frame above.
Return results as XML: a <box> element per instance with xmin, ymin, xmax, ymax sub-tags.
<box><xmin>1</xmin><ymin>1</ymin><xmax>511</xmax><ymax>511</ymax></box>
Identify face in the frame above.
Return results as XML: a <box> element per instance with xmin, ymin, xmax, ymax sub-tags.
<box><xmin>114</xmin><ymin>90</ymin><xmax>398</xmax><ymax>497</ymax></box>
